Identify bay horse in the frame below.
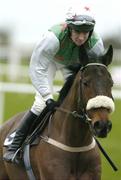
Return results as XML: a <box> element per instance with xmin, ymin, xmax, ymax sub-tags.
<box><xmin>0</xmin><ymin>45</ymin><xmax>115</xmax><ymax>180</ymax></box>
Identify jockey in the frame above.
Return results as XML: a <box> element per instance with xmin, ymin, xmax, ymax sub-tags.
<box><xmin>3</xmin><ymin>4</ymin><xmax>105</xmax><ymax>163</ymax></box>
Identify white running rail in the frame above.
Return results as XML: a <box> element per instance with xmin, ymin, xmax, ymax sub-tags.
<box><xmin>0</xmin><ymin>82</ymin><xmax>121</xmax><ymax>124</ymax></box>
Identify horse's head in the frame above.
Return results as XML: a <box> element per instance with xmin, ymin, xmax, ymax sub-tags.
<box><xmin>79</xmin><ymin>45</ymin><xmax>114</xmax><ymax>138</ymax></box>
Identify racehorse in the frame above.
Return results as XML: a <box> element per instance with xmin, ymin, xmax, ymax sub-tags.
<box><xmin>0</xmin><ymin>45</ymin><xmax>115</xmax><ymax>180</ymax></box>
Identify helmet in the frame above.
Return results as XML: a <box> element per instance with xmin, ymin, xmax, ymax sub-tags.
<box><xmin>66</xmin><ymin>5</ymin><xmax>95</xmax><ymax>32</ymax></box>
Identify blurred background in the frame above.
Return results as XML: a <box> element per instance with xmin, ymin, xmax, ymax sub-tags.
<box><xmin>0</xmin><ymin>0</ymin><xmax>121</xmax><ymax>179</ymax></box>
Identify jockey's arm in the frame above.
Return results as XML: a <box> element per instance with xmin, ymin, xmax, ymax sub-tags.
<box><xmin>29</xmin><ymin>31</ymin><xmax>60</xmax><ymax>101</ymax></box>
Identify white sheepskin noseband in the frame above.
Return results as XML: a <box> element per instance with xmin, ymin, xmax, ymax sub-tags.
<box><xmin>86</xmin><ymin>95</ymin><xmax>115</xmax><ymax>113</ymax></box>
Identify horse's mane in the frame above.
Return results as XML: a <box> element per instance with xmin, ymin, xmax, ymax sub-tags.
<box><xmin>57</xmin><ymin>63</ymin><xmax>82</xmax><ymax>104</ymax></box>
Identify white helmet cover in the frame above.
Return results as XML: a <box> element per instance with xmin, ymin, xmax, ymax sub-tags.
<box><xmin>66</xmin><ymin>4</ymin><xmax>95</xmax><ymax>31</ymax></box>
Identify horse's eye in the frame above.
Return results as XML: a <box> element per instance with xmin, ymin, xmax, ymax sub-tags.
<box><xmin>83</xmin><ymin>80</ymin><xmax>89</xmax><ymax>86</ymax></box>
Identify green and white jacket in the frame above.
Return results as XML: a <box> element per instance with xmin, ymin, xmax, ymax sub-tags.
<box><xmin>29</xmin><ymin>23</ymin><xmax>104</xmax><ymax>99</ymax></box>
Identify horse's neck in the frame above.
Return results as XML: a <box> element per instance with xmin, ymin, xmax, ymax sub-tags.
<box><xmin>51</xmin><ymin>72</ymin><xmax>92</xmax><ymax>146</ymax></box>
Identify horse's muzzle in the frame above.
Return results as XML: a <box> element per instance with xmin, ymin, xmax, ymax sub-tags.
<box><xmin>93</xmin><ymin>120</ymin><xmax>112</xmax><ymax>138</ymax></box>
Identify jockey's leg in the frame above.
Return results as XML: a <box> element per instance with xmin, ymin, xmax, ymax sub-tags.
<box><xmin>3</xmin><ymin>110</ymin><xmax>38</xmax><ymax>163</ymax></box>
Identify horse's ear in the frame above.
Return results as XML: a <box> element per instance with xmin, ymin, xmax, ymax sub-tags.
<box><xmin>102</xmin><ymin>45</ymin><xmax>113</xmax><ymax>66</ymax></box>
<box><xmin>79</xmin><ymin>46</ymin><xmax>89</xmax><ymax>66</ymax></box>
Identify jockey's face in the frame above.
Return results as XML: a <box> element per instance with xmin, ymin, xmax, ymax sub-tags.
<box><xmin>71</xmin><ymin>30</ymin><xmax>89</xmax><ymax>46</ymax></box>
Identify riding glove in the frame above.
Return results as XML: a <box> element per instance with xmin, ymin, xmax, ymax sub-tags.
<box><xmin>46</xmin><ymin>99</ymin><xmax>59</xmax><ymax>111</ymax></box>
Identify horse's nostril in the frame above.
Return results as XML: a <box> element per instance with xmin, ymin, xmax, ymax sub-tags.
<box><xmin>94</xmin><ymin>121</ymin><xmax>102</xmax><ymax>130</ymax></box>
<box><xmin>93</xmin><ymin>120</ymin><xmax>112</xmax><ymax>138</ymax></box>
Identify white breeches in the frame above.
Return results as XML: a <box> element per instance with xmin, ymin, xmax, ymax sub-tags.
<box><xmin>31</xmin><ymin>61</ymin><xmax>70</xmax><ymax>115</ymax></box>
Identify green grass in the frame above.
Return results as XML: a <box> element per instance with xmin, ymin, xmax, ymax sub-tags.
<box><xmin>1</xmin><ymin>93</ymin><xmax>121</xmax><ymax>180</ymax></box>
<box><xmin>100</xmin><ymin>99</ymin><xmax>121</xmax><ymax>180</ymax></box>
<box><xmin>4</xmin><ymin>92</ymin><xmax>34</xmax><ymax>120</ymax></box>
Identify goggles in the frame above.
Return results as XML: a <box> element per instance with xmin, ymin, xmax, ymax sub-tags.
<box><xmin>66</xmin><ymin>15</ymin><xmax>95</xmax><ymax>26</ymax></box>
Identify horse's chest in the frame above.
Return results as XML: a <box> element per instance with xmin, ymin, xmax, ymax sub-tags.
<box><xmin>35</xmin><ymin>148</ymin><xmax>101</xmax><ymax>180</ymax></box>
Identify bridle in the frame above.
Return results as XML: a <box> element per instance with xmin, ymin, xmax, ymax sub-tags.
<box><xmin>55</xmin><ymin>63</ymin><xmax>108</xmax><ymax>124</ymax></box>
<box><xmin>80</xmin><ymin>62</ymin><xmax>107</xmax><ymax>71</ymax></box>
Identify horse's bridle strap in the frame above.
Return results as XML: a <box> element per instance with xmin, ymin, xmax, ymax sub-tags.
<box><xmin>41</xmin><ymin>136</ymin><xmax>96</xmax><ymax>152</ymax></box>
<box><xmin>55</xmin><ymin>107</ymin><xmax>82</xmax><ymax>118</ymax></box>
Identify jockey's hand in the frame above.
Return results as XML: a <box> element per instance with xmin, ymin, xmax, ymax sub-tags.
<box><xmin>46</xmin><ymin>99</ymin><xmax>58</xmax><ymax>111</ymax></box>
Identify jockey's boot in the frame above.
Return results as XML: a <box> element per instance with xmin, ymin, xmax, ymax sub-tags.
<box><xmin>3</xmin><ymin>111</ymin><xmax>37</xmax><ymax>163</ymax></box>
